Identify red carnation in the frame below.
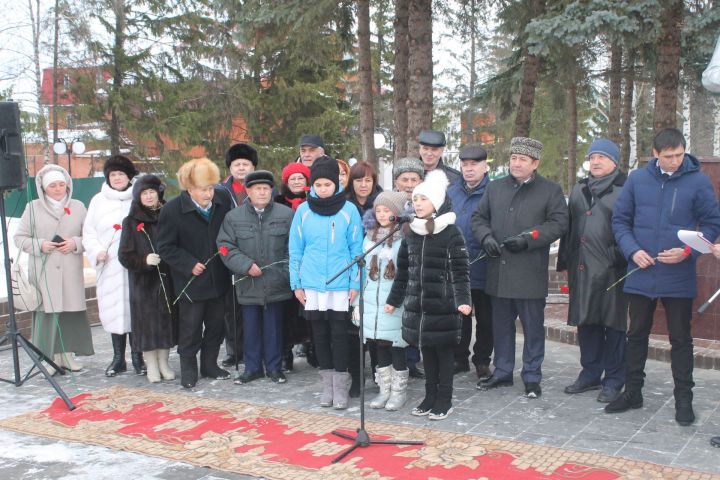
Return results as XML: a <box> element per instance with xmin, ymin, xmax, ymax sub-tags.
<box><xmin>683</xmin><ymin>245</ymin><xmax>691</xmax><ymax>257</ymax></box>
<box><xmin>63</xmin><ymin>207</ymin><xmax>71</xmax><ymax>215</ymax></box>
<box><xmin>531</xmin><ymin>229</ymin><xmax>539</xmax><ymax>240</ymax></box>
<box><xmin>113</xmin><ymin>224</ymin><xmax>121</xmax><ymax>231</ymax></box>
<box><xmin>560</xmin><ymin>285</ymin><xmax>570</xmax><ymax>294</ymax></box>
<box><xmin>136</xmin><ymin>222</ymin><xmax>145</xmax><ymax>232</ymax></box>
<box><xmin>303</xmin><ymin>186</ymin><xmax>311</xmax><ymax>192</ymax></box>
<box><xmin>219</xmin><ymin>246</ymin><xmax>229</xmax><ymax>257</ymax></box>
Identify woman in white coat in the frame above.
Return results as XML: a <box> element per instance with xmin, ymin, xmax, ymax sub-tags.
<box><xmin>14</xmin><ymin>165</ymin><xmax>94</xmax><ymax>372</ymax></box>
<box><xmin>83</xmin><ymin>155</ymin><xmax>144</xmax><ymax>377</ymax></box>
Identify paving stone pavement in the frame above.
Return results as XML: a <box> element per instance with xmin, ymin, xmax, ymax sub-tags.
<box><xmin>0</xmin><ymin>325</ymin><xmax>719</xmax><ymax>479</ymax></box>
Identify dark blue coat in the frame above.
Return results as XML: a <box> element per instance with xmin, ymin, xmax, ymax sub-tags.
<box><xmin>447</xmin><ymin>175</ymin><xmax>489</xmax><ymax>289</ymax></box>
<box><xmin>612</xmin><ymin>154</ymin><xmax>720</xmax><ymax>298</ymax></box>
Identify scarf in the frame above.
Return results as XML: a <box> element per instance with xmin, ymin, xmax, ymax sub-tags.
<box><xmin>307</xmin><ymin>191</ymin><xmax>346</xmax><ymax>216</ymax></box>
<box><xmin>367</xmin><ymin>226</ymin><xmax>403</xmax><ymax>281</ymax></box>
<box><xmin>587</xmin><ymin>169</ymin><xmax>619</xmax><ymax>199</ymax></box>
<box><xmin>283</xmin><ymin>190</ymin><xmax>307</xmax><ymax>212</ymax></box>
<box><xmin>46</xmin><ymin>195</ymin><xmax>67</xmax><ymax>216</ymax></box>
<box><xmin>409</xmin><ymin>211</ymin><xmax>457</xmax><ymax>236</ymax></box>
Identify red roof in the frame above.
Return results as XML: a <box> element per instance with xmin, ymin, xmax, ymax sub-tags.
<box><xmin>40</xmin><ymin>67</ymin><xmax>112</xmax><ymax>106</ymax></box>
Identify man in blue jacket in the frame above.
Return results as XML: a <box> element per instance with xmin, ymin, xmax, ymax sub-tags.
<box><xmin>447</xmin><ymin>145</ymin><xmax>493</xmax><ymax>378</ymax></box>
<box><xmin>609</xmin><ymin>128</ymin><xmax>720</xmax><ymax>426</ymax></box>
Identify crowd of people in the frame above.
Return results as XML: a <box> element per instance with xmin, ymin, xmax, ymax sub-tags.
<box><xmin>13</xmin><ymin>127</ymin><xmax>720</xmax><ymax>437</ymax></box>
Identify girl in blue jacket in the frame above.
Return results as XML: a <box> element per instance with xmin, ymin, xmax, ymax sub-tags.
<box><xmin>357</xmin><ymin>191</ymin><xmax>409</xmax><ymax>411</ymax></box>
<box><xmin>289</xmin><ymin>156</ymin><xmax>363</xmax><ymax>409</ymax></box>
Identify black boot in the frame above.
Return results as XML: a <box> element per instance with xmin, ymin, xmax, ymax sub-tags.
<box><xmin>128</xmin><ymin>334</ymin><xmax>146</xmax><ymax>375</ymax></box>
<box><xmin>200</xmin><ymin>345</ymin><xmax>230</xmax><ymax>379</ymax></box>
<box><xmin>429</xmin><ymin>384</ymin><xmax>454</xmax><ymax>420</ymax></box>
<box><xmin>282</xmin><ymin>346</ymin><xmax>294</xmax><ymax>373</ymax></box>
<box><xmin>305</xmin><ymin>341</ymin><xmax>319</xmax><ymax>368</ymax></box>
<box><xmin>105</xmin><ymin>334</ymin><xmax>127</xmax><ymax>377</ymax></box>
<box><xmin>180</xmin><ymin>356</ymin><xmax>198</xmax><ymax>389</ymax></box>
<box><xmin>411</xmin><ymin>383</ymin><xmax>437</xmax><ymax>416</ymax></box>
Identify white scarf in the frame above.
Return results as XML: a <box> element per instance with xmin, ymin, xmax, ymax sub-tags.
<box><xmin>409</xmin><ymin>211</ymin><xmax>457</xmax><ymax>236</ymax></box>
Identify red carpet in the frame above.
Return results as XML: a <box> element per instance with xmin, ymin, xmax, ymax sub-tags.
<box><xmin>0</xmin><ymin>386</ymin><xmax>711</xmax><ymax>479</ymax></box>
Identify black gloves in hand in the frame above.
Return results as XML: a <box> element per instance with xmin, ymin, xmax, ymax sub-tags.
<box><xmin>482</xmin><ymin>235</ymin><xmax>502</xmax><ymax>257</ymax></box>
<box><xmin>504</xmin><ymin>235</ymin><xmax>529</xmax><ymax>253</ymax></box>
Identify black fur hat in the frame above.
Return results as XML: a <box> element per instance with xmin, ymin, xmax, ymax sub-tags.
<box><xmin>225</xmin><ymin>143</ymin><xmax>258</xmax><ymax>168</ymax></box>
<box><xmin>103</xmin><ymin>155</ymin><xmax>139</xmax><ymax>182</ymax></box>
<box><xmin>132</xmin><ymin>174</ymin><xmax>165</xmax><ymax>202</ymax></box>
<box><xmin>310</xmin><ymin>155</ymin><xmax>339</xmax><ymax>191</ymax></box>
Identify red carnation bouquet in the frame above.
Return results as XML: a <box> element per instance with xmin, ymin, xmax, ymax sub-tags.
<box><xmin>173</xmin><ymin>246</ymin><xmax>229</xmax><ymax>304</ymax></box>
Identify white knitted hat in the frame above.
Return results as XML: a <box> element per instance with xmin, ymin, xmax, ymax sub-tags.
<box><xmin>412</xmin><ymin>169</ymin><xmax>449</xmax><ymax>213</ymax></box>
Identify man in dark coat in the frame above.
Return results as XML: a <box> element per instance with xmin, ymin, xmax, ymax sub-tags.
<box><xmin>608</xmin><ymin>128</ymin><xmax>720</xmax><ymax>426</ymax></box>
<box><xmin>447</xmin><ymin>145</ymin><xmax>493</xmax><ymax>378</ymax></box>
<box><xmin>557</xmin><ymin>139</ymin><xmax>628</xmax><ymax>404</ymax></box>
<box><xmin>417</xmin><ymin>129</ymin><xmax>461</xmax><ymax>185</ymax></box>
<box><xmin>157</xmin><ymin>158</ymin><xmax>233</xmax><ymax>389</ymax></box>
<box><xmin>217</xmin><ymin>171</ymin><xmax>294</xmax><ymax>385</ymax></box>
<box><xmin>471</xmin><ymin>137</ymin><xmax>568</xmax><ymax>399</ymax></box>
<box><xmin>218</xmin><ymin>143</ymin><xmax>258</xmax><ymax>368</ymax></box>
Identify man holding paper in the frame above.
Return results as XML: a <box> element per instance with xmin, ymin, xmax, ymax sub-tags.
<box><xmin>609</xmin><ymin>128</ymin><xmax>720</xmax><ymax>426</ymax></box>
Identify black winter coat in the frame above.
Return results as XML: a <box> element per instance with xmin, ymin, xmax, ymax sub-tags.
<box><xmin>157</xmin><ymin>188</ymin><xmax>232</xmax><ymax>303</ymax></box>
<box><xmin>118</xmin><ymin>202</ymin><xmax>178</xmax><ymax>351</ymax></box>
<box><xmin>557</xmin><ymin>171</ymin><xmax>628</xmax><ymax>330</ymax></box>
<box><xmin>386</xmin><ymin>200</ymin><xmax>471</xmax><ymax>348</ymax></box>
<box><xmin>471</xmin><ymin>172</ymin><xmax>568</xmax><ymax>299</ymax></box>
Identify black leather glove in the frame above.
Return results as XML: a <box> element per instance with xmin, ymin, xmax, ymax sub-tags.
<box><xmin>504</xmin><ymin>235</ymin><xmax>529</xmax><ymax>253</ymax></box>
<box><xmin>482</xmin><ymin>235</ymin><xmax>502</xmax><ymax>257</ymax></box>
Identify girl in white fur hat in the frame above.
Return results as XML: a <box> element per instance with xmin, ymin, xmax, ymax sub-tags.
<box><xmin>385</xmin><ymin>169</ymin><xmax>472</xmax><ymax>420</ymax></box>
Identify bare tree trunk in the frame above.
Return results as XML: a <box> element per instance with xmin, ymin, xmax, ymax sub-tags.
<box><xmin>392</xmin><ymin>0</ymin><xmax>409</xmax><ymax>159</ymax></box>
<box><xmin>652</xmin><ymin>0</ymin><xmax>683</xmax><ymax>131</ymax></box>
<box><xmin>567</xmin><ymin>63</ymin><xmax>577</xmax><ymax>193</ymax></box>
<box><xmin>621</xmin><ymin>53</ymin><xmax>635</xmax><ymax>170</ymax></box>
<box><xmin>608</xmin><ymin>42</ymin><xmax>622</xmax><ymax>143</ymax></box>
<box><xmin>689</xmin><ymin>85</ymin><xmax>715</xmax><ymax>156</ymax></box>
<box><xmin>109</xmin><ymin>0</ymin><xmax>126</xmax><ymax>156</ymax></box>
<box><xmin>357</xmin><ymin>0</ymin><xmax>377</xmax><ymax>167</ymax></box>
<box><xmin>29</xmin><ymin>0</ymin><xmax>49</xmax><ymax>163</ymax></box>
<box><xmin>463</xmin><ymin>0</ymin><xmax>477</xmax><ymax>144</ymax></box>
<box><xmin>52</xmin><ymin>0</ymin><xmax>59</xmax><ymax>163</ymax></box>
<box><xmin>406</xmin><ymin>0</ymin><xmax>433</xmax><ymax>155</ymax></box>
<box><xmin>514</xmin><ymin>0</ymin><xmax>545</xmax><ymax>137</ymax></box>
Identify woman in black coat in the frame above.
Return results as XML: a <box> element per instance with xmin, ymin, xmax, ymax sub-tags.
<box><xmin>119</xmin><ymin>175</ymin><xmax>178</xmax><ymax>383</ymax></box>
<box><xmin>386</xmin><ymin>170</ymin><xmax>471</xmax><ymax>421</ymax></box>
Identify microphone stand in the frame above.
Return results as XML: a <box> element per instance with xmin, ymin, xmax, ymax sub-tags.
<box><xmin>325</xmin><ymin>221</ymin><xmax>423</xmax><ymax>464</ymax></box>
<box><xmin>698</xmin><ymin>288</ymin><xmax>720</xmax><ymax>314</ymax></box>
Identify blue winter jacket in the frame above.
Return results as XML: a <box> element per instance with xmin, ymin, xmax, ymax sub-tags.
<box><xmin>288</xmin><ymin>189</ymin><xmax>363</xmax><ymax>292</ymax></box>
<box><xmin>612</xmin><ymin>154</ymin><xmax>720</xmax><ymax>298</ymax></box>
<box><xmin>359</xmin><ymin>235</ymin><xmax>407</xmax><ymax>347</ymax></box>
<box><xmin>447</xmin><ymin>175</ymin><xmax>489</xmax><ymax>289</ymax></box>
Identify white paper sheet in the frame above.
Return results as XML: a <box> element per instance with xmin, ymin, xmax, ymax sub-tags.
<box><xmin>677</xmin><ymin>229</ymin><xmax>713</xmax><ymax>254</ymax></box>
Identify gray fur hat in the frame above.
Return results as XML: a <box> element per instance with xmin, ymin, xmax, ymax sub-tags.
<box><xmin>392</xmin><ymin>157</ymin><xmax>425</xmax><ymax>180</ymax></box>
<box><xmin>510</xmin><ymin>137</ymin><xmax>543</xmax><ymax>160</ymax></box>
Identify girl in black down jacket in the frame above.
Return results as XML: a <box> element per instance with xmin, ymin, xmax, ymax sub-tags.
<box><xmin>385</xmin><ymin>170</ymin><xmax>471</xmax><ymax>420</ymax></box>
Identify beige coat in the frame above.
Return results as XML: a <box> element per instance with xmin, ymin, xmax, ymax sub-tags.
<box><xmin>13</xmin><ymin>165</ymin><xmax>87</xmax><ymax>313</ymax></box>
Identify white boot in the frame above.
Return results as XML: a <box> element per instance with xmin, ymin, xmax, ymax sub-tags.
<box><xmin>144</xmin><ymin>350</ymin><xmax>161</xmax><ymax>383</ymax></box>
<box><xmin>369</xmin><ymin>366</ymin><xmax>392</xmax><ymax>409</ymax></box>
<box><xmin>157</xmin><ymin>349</ymin><xmax>175</xmax><ymax>380</ymax></box>
<box><xmin>385</xmin><ymin>368</ymin><xmax>409</xmax><ymax>411</ymax></box>
<box><xmin>57</xmin><ymin>352</ymin><xmax>83</xmax><ymax>372</ymax></box>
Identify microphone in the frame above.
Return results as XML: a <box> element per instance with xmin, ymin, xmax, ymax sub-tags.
<box><xmin>389</xmin><ymin>214</ymin><xmax>415</xmax><ymax>224</ymax></box>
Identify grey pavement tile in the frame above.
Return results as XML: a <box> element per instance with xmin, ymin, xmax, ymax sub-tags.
<box><xmin>672</xmin><ymin>433</ymin><xmax>720</xmax><ymax>472</ymax></box>
<box><xmin>614</xmin><ymin>445</ymin><xmax>680</xmax><ymax>467</ymax></box>
<box><xmin>562</xmin><ymin>432</ymin><xmax>629</xmax><ymax>456</ymax></box>
<box><xmin>515</xmin><ymin>431</ymin><xmax>575</xmax><ymax>448</ymax></box>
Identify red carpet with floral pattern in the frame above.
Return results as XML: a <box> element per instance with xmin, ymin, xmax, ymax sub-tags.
<box><xmin>0</xmin><ymin>386</ymin><xmax>711</xmax><ymax>479</ymax></box>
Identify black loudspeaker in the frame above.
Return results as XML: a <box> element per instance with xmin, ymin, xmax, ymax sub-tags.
<box><xmin>0</xmin><ymin>101</ymin><xmax>26</xmax><ymax>191</ymax></box>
